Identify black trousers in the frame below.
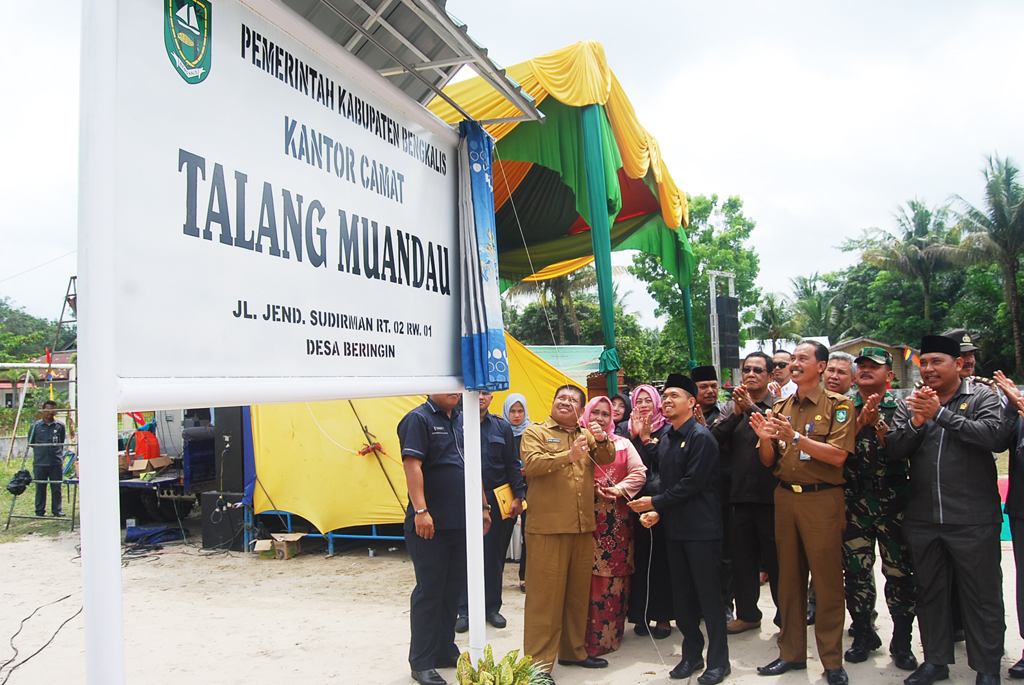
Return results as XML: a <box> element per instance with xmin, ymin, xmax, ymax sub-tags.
<box><xmin>903</xmin><ymin>519</ymin><xmax>1004</xmax><ymax>674</ymax></box>
<box><xmin>665</xmin><ymin>538</ymin><xmax>729</xmax><ymax>669</ymax></box>
<box><xmin>720</xmin><ymin>476</ymin><xmax>734</xmax><ymax>612</ymax></box>
<box><xmin>629</xmin><ymin>516</ymin><xmax>674</xmax><ymax>624</ymax></box>
<box><xmin>518</xmin><ymin>511</ymin><xmax>527</xmax><ymax>582</ymax></box>
<box><xmin>459</xmin><ymin>491</ymin><xmax>516</xmax><ymax>617</ymax></box>
<box><xmin>1011</xmin><ymin>517</ymin><xmax>1024</xmax><ymax>644</ymax></box>
<box><xmin>406</xmin><ymin>527</ymin><xmax>466</xmax><ymax>671</ymax></box>
<box><xmin>33</xmin><ymin>462</ymin><xmax>63</xmax><ymax>516</ymax></box>
<box><xmin>731</xmin><ymin>502</ymin><xmax>780</xmax><ymax>623</ymax></box>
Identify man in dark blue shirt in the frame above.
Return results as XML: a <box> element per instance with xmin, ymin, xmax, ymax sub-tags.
<box><xmin>631</xmin><ymin>374</ymin><xmax>729</xmax><ymax>685</ymax></box>
<box><xmin>31</xmin><ymin>400</ymin><xmax>66</xmax><ymax>517</ymax></box>
<box><xmin>399</xmin><ymin>393</ymin><xmax>491</xmax><ymax>685</ymax></box>
<box><xmin>456</xmin><ymin>391</ymin><xmax>526</xmax><ymax>632</ymax></box>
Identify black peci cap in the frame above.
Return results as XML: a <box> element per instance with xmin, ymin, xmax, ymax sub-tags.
<box><xmin>664</xmin><ymin>373</ymin><xmax>699</xmax><ymax>398</ymax></box>
<box><xmin>920</xmin><ymin>335</ymin><xmax>962</xmax><ymax>359</ymax></box>
<box><xmin>691</xmin><ymin>366</ymin><xmax>718</xmax><ymax>383</ymax></box>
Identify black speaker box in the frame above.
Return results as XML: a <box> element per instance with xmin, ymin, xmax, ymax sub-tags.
<box><xmin>201</xmin><ymin>491</ymin><xmax>245</xmax><ymax>551</ymax></box>
<box><xmin>214</xmin><ymin>406</ymin><xmax>245</xmax><ymax>492</ymax></box>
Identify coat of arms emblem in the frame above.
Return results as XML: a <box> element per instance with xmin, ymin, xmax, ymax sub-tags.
<box><xmin>165</xmin><ymin>0</ymin><xmax>212</xmax><ymax>84</ymax></box>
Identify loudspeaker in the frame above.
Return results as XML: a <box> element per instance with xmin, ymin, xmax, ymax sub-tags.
<box><xmin>214</xmin><ymin>406</ymin><xmax>245</xmax><ymax>493</ymax></box>
<box><xmin>717</xmin><ymin>295</ymin><xmax>740</xmax><ymax>368</ymax></box>
<box><xmin>201</xmin><ymin>491</ymin><xmax>245</xmax><ymax>551</ymax></box>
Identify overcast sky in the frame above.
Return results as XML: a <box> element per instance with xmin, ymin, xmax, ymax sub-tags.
<box><xmin>3</xmin><ymin>1</ymin><xmax>1023</xmax><ymax>330</ymax></box>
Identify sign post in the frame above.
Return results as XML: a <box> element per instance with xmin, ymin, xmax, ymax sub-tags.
<box><xmin>77</xmin><ymin>0</ymin><xmax>473</xmax><ymax>680</ymax></box>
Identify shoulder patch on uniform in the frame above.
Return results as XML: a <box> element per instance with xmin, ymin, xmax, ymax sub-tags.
<box><xmin>835</xmin><ymin>408</ymin><xmax>849</xmax><ymax>423</ymax></box>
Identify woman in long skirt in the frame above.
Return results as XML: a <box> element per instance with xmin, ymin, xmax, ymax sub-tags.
<box><xmin>580</xmin><ymin>396</ymin><xmax>647</xmax><ymax>657</ymax></box>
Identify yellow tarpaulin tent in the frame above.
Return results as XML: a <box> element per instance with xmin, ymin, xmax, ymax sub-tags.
<box><xmin>250</xmin><ymin>333</ymin><xmax>583</xmax><ymax>534</ymax></box>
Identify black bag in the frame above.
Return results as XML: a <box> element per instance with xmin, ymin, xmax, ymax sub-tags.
<box><xmin>6</xmin><ymin>469</ymin><xmax>33</xmax><ymax>496</ymax></box>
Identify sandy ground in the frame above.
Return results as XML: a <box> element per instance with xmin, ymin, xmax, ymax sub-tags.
<box><xmin>1</xmin><ymin>525</ymin><xmax>1022</xmax><ymax>685</ymax></box>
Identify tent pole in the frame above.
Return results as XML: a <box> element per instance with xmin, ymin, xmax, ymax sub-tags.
<box><xmin>580</xmin><ymin>104</ymin><xmax>620</xmax><ymax>395</ymax></box>
<box><xmin>683</xmin><ymin>286</ymin><xmax>698</xmax><ymax>369</ymax></box>
<box><xmin>462</xmin><ymin>390</ymin><xmax>486</xmax><ymax>664</ymax></box>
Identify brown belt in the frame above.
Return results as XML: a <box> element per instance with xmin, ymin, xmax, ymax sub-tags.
<box><xmin>779</xmin><ymin>482</ymin><xmax>838</xmax><ymax>494</ymax></box>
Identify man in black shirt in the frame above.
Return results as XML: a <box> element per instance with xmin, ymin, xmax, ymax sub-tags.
<box><xmin>631</xmin><ymin>374</ymin><xmax>729</xmax><ymax>684</ymax></box>
<box><xmin>30</xmin><ymin>400</ymin><xmax>66</xmax><ymax>517</ymax></box>
<box><xmin>710</xmin><ymin>352</ymin><xmax>779</xmax><ymax>634</ymax></box>
<box><xmin>399</xmin><ymin>394</ymin><xmax>491</xmax><ymax>685</ymax></box>
<box><xmin>456</xmin><ymin>391</ymin><xmax>525</xmax><ymax>632</ymax></box>
<box><xmin>888</xmin><ymin>336</ymin><xmax>1018</xmax><ymax>685</ymax></box>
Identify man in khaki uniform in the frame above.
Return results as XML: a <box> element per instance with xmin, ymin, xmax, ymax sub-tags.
<box><xmin>752</xmin><ymin>340</ymin><xmax>857</xmax><ymax>685</ymax></box>
<box><xmin>522</xmin><ymin>385</ymin><xmax>615</xmax><ymax>681</ymax></box>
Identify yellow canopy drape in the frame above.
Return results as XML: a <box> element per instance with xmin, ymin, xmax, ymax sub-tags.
<box><xmin>428</xmin><ymin>41</ymin><xmax>688</xmax><ymax>229</ymax></box>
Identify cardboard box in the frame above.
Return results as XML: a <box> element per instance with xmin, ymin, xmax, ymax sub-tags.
<box><xmin>129</xmin><ymin>455</ymin><xmax>172</xmax><ymax>474</ymax></box>
<box><xmin>254</xmin><ymin>533</ymin><xmax>304</xmax><ymax>560</ymax></box>
<box><xmin>118</xmin><ymin>452</ymin><xmax>130</xmax><ymax>475</ymax></box>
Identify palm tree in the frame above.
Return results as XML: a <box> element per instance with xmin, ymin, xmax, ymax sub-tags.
<box><xmin>748</xmin><ymin>293</ymin><xmax>797</xmax><ymax>352</ymax></box>
<box><xmin>843</xmin><ymin>200</ymin><xmax>974</xmax><ymax>331</ymax></box>
<box><xmin>955</xmin><ymin>155</ymin><xmax>1024</xmax><ymax>375</ymax></box>
<box><xmin>506</xmin><ymin>265</ymin><xmax>625</xmax><ymax>345</ymax></box>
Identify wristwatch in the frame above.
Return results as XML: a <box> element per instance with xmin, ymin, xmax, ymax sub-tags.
<box><xmin>482</xmin><ymin>504</ymin><xmax>491</xmax><ymax>512</ymax></box>
<box><xmin>792</xmin><ymin>433</ymin><xmax>801</xmax><ymax>446</ymax></box>
<box><xmin>414</xmin><ymin>507</ymin><xmax>429</xmax><ymax>515</ymax></box>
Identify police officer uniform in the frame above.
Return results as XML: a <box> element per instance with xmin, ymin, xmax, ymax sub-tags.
<box><xmin>762</xmin><ymin>384</ymin><xmax>856</xmax><ymax>674</ymax></box>
<box><xmin>398</xmin><ymin>398</ymin><xmax>468</xmax><ymax>680</ymax></box>
<box><xmin>841</xmin><ymin>348</ymin><xmax>916</xmax><ymax>669</ymax></box>
<box><xmin>30</xmin><ymin>416</ymin><xmax>66</xmax><ymax>517</ymax></box>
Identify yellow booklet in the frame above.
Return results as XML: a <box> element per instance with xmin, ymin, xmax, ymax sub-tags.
<box><xmin>493</xmin><ymin>483</ymin><xmax>516</xmax><ymax>520</ymax></box>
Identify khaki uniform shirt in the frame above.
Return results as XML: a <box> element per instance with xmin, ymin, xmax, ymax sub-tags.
<box><xmin>769</xmin><ymin>384</ymin><xmax>857</xmax><ymax>486</ymax></box>
<box><xmin>521</xmin><ymin>416</ymin><xmax>615</xmax><ymax>534</ymax></box>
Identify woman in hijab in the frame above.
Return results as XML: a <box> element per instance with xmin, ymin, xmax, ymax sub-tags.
<box><xmin>580</xmin><ymin>396</ymin><xmax>647</xmax><ymax>657</ymax></box>
<box><xmin>503</xmin><ymin>393</ymin><xmax>530</xmax><ymax>592</ymax></box>
<box><xmin>611</xmin><ymin>393</ymin><xmax>632</xmax><ymax>438</ymax></box>
<box><xmin>626</xmin><ymin>384</ymin><xmax>676</xmax><ymax>639</ymax></box>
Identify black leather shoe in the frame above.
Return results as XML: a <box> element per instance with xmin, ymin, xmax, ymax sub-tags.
<box><xmin>557</xmin><ymin>656</ymin><xmax>608</xmax><ymax>669</ymax></box>
<box><xmin>892</xmin><ymin>649</ymin><xmax>919</xmax><ymax>671</ymax></box>
<box><xmin>904</xmin><ymin>663</ymin><xmax>950</xmax><ymax>685</ymax></box>
<box><xmin>699</xmin><ymin>665</ymin><xmax>731</xmax><ymax>685</ymax></box>
<box><xmin>652</xmin><ymin>625</ymin><xmax>672</xmax><ymax>639</ymax></box>
<box><xmin>977</xmin><ymin>675</ymin><xmax>1001</xmax><ymax>685</ymax></box>
<box><xmin>454</xmin><ymin>616</ymin><xmax>468</xmax><ymax>633</ymax></box>
<box><xmin>434</xmin><ymin>656</ymin><xmax>459</xmax><ymax>669</ymax></box>
<box><xmin>670</xmin><ymin>659</ymin><xmax>705</xmax><ymax>680</ymax></box>
<box><xmin>806</xmin><ymin>607</ymin><xmax>816</xmax><ymax>625</ymax></box>
<box><xmin>757</xmin><ymin>659</ymin><xmax>807</xmax><ymax>676</ymax></box>
<box><xmin>411</xmin><ymin>669</ymin><xmax>447</xmax><ymax>685</ymax></box>
<box><xmin>487</xmin><ymin>612</ymin><xmax>507</xmax><ymax>628</ymax></box>
<box><xmin>1009</xmin><ymin>659</ymin><xmax>1024</xmax><ymax>679</ymax></box>
<box><xmin>954</xmin><ymin>629</ymin><xmax>966</xmax><ymax>643</ymax></box>
<box><xmin>634</xmin><ymin>622</ymin><xmax>651</xmax><ymax>636</ymax></box>
<box><xmin>826</xmin><ymin>668</ymin><xmax>849</xmax><ymax>685</ymax></box>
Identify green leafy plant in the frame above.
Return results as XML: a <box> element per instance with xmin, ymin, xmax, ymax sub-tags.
<box><xmin>455</xmin><ymin>646</ymin><xmax>546</xmax><ymax>685</ymax></box>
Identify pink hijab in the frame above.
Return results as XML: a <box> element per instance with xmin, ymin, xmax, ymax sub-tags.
<box><xmin>630</xmin><ymin>384</ymin><xmax>666</xmax><ymax>432</ymax></box>
<box><xmin>579</xmin><ymin>396</ymin><xmax>615</xmax><ymax>435</ymax></box>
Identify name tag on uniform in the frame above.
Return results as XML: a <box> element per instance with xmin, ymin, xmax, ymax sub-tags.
<box><xmin>547</xmin><ymin>438</ymin><xmax>561</xmax><ymax>443</ymax></box>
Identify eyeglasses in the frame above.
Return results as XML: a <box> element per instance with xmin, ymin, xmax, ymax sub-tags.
<box><xmin>774</xmin><ymin>362</ymin><xmax>789</xmax><ymax>369</ymax></box>
<box><xmin>741</xmin><ymin>366</ymin><xmax>767</xmax><ymax>374</ymax></box>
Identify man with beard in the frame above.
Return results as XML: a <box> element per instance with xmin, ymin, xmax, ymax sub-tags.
<box><xmin>710</xmin><ymin>352</ymin><xmax>780</xmax><ymax>634</ymax></box>
<box><xmin>841</xmin><ymin>348</ymin><xmax>917</xmax><ymax>671</ymax></box>
<box><xmin>631</xmin><ymin>374</ymin><xmax>730</xmax><ymax>684</ymax></box>
<box><xmin>751</xmin><ymin>340</ymin><xmax>856</xmax><ymax>685</ymax></box>
<box><xmin>888</xmin><ymin>335</ymin><xmax>1018</xmax><ymax>685</ymax></box>
<box><xmin>693</xmin><ymin>366</ymin><xmax>726</xmax><ymax>427</ymax></box>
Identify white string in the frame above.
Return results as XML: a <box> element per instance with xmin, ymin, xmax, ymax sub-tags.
<box><xmin>642</xmin><ymin>523</ymin><xmax>671</xmax><ymax>677</ymax></box>
<box><xmin>304</xmin><ymin>403</ymin><xmax>361</xmax><ymax>454</ymax></box>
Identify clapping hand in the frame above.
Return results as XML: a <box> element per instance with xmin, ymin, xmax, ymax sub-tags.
<box><xmin>732</xmin><ymin>385</ymin><xmax>753</xmax><ymax>414</ymax></box>
<box><xmin>768</xmin><ymin>380</ymin><xmax>782</xmax><ymax>397</ymax></box>
<box><xmin>630</xmin><ymin>413</ymin><xmax>653</xmax><ymax>442</ymax></box>
<box><xmin>995</xmin><ymin>371</ymin><xmax>1024</xmax><ymax>419</ymax></box>
<box><xmin>906</xmin><ymin>386</ymin><xmax>941</xmax><ymax>427</ymax></box>
<box><xmin>694</xmin><ymin>404</ymin><xmax>706</xmax><ymax>426</ymax></box>
<box><xmin>857</xmin><ymin>393</ymin><xmax>881</xmax><ymax>430</ymax></box>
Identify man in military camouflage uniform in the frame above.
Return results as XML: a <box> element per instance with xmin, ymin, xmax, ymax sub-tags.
<box><xmin>842</xmin><ymin>347</ymin><xmax>917</xmax><ymax>670</ymax></box>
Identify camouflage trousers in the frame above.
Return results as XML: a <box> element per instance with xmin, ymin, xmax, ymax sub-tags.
<box><xmin>842</xmin><ymin>489</ymin><xmax>916</xmax><ymax>617</ymax></box>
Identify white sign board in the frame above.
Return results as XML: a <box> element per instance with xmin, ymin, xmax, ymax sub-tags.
<box><xmin>110</xmin><ymin>0</ymin><xmax>460</xmax><ymax>407</ymax></box>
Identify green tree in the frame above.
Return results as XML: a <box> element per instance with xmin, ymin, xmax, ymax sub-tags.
<box><xmin>0</xmin><ymin>297</ymin><xmax>75</xmax><ymax>360</ymax></box>
<box><xmin>955</xmin><ymin>155</ymin><xmax>1024</xmax><ymax>375</ymax></box>
<box><xmin>630</xmin><ymin>194</ymin><xmax>761</xmax><ymax>370</ymax></box>
<box><xmin>748</xmin><ymin>293</ymin><xmax>797</xmax><ymax>352</ymax></box>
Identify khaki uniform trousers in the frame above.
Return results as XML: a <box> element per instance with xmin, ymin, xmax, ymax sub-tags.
<box><xmin>775</xmin><ymin>485</ymin><xmax>846</xmax><ymax>669</ymax></box>
<box><xmin>523</xmin><ymin>531</ymin><xmax>592</xmax><ymax>671</ymax></box>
